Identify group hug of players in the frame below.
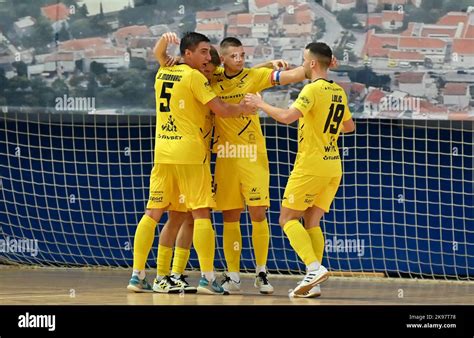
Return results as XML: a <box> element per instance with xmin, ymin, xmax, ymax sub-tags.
<box><xmin>127</xmin><ymin>31</ymin><xmax>355</xmax><ymax>298</ymax></box>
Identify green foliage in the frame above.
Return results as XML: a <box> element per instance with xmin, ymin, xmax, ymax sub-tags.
<box><xmin>336</xmin><ymin>10</ymin><xmax>359</xmax><ymax>29</ymax></box>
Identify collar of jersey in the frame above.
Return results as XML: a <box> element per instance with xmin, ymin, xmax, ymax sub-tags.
<box><xmin>224</xmin><ymin>69</ymin><xmax>243</xmax><ymax>80</ymax></box>
<box><xmin>312</xmin><ymin>78</ymin><xmax>333</xmax><ymax>84</ymax></box>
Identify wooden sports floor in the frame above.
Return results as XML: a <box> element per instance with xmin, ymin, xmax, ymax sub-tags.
<box><xmin>0</xmin><ymin>266</ymin><xmax>473</xmax><ymax>305</ymax></box>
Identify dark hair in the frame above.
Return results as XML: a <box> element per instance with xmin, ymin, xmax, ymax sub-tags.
<box><xmin>180</xmin><ymin>32</ymin><xmax>210</xmax><ymax>56</ymax></box>
<box><xmin>305</xmin><ymin>42</ymin><xmax>332</xmax><ymax>68</ymax></box>
<box><xmin>210</xmin><ymin>46</ymin><xmax>221</xmax><ymax>66</ymax></box>
<box><xmin>220</xmin><ymin>37</ymin><xmax>242</xmax><ymax>50</ymax></box>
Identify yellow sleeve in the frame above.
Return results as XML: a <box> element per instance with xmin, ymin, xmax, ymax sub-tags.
<box><xmin>291</xmin><ymin>85</ymin><xmax>314</xmax><ymax>116</ymax></box>
<box><xmin>190</xmin><ymin>70</ymin><xmax>217</xmax><ymax>105</ymax></box>
<box><xmin>250</xmin><ymin>68</ymin><xmax>274</xmax><ymax>92</ymax></box>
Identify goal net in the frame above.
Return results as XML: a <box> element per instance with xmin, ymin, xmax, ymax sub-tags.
<box><xmin>0</xmin><ymin>111</ymin><xmax>473</xmax><ymax>280</ymax></box>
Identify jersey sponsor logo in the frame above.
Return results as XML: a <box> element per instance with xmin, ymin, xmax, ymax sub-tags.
<box><xmin>161</xmin><ymin>115</ymin><xmax>178</xmax><ymax>132</ymax></box>
<box><xmin>149</xmin><ymin>191</ymin><xmax>164</xmax><ymax>203</ymax></box>
<box><xmin>249</xmin><ymin>186</ymin><xmax>261</xmax><ymax>201</ymax></box>
<box><xmin>324</xmin><ymin>136</ymin><xmax>337</xmax><ymax>153</ymax></box>
<box><xmin>323</xmin><ymin>155</ymin><xmax>340</xmax><ymax>160</ymax></box>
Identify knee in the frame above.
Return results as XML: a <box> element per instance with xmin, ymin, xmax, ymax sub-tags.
<box><xmin>145</xmin><ymin>209</ymin><xmax>162</xmax><ymax>222</ymax></box>
<box><xmin>279</xmin><ymin>215</ymin><xmax>289</xmax><ymax>228</ymax></box>
<box><xmin>249</xmin><ymin>206</ymin><xmax>266</xmax><ymax>222</ymax></box>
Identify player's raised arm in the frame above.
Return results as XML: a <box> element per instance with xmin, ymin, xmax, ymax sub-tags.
<box><xmin>245</xmin><ymin>93</ymin><xmax>301</xmax><ymax>125</ymax></box>
<box><xmin>153</xmin><ymin>32</ymin><xmax>180</xmax><ymax>66</ymax></box>
<box><xmin>276</xmin><ymin>55</ymin><xmax>339</xmax><ymax>86</ymax></box>
<box><xmin>206</xmin><ymin>97</ymin><xmax>256</xmax><ymax>118</ymax></box>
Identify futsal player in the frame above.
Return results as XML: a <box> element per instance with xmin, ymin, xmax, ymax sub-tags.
<box><xmin>244</xmin><ymin>42</ymin><xmax>355</xmax><ymax>297</ymax></box>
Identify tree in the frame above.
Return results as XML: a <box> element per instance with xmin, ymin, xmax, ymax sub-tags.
<box><xmin>348</xmin><ymin>68</ymin><xmax>390</xmax><ymax>88</ymax></box>
<box><xmin>12</xmin><ymin>61</ymin><xmax>28</xmax><ymax>77</ymax></box>
<box><xmin>90</xmin><ymin>62</ymin><xmax>108</xmax><ymax>76</ymax></box>
<box><xmin>52</xmin><ymin>79</ymin><xmax>69</xmax><ymax>97</ymax></box>
<box><xmin>336</xmin><ymin>10</ymin><xmax>359</xmax><ymax>29</ymax></box>
<box><xmin>21</xmin><ymin>16</ymin><xmax>54</xmax><ymax>49</ymax></box>
<box><xmin>130</xmin><ymin>57</ymin><xmax>147</xmax><ymax>70</ymax></box>
<box><xmin>57</xmin><ymin>22</ymin><xmax>70</xmax><ymax>41</ymax></box>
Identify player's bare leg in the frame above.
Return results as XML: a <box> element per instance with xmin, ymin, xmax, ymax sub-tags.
<box><xmin>248</xmin><ymin>205</ymin><xmax>273</xmax><ymax>294</ymax></box>
<box><xmin>280</xmin><ymin>207</ymin><xmax>329</xmax><ymax>296</ymax></box>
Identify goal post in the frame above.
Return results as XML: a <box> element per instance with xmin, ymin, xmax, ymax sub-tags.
<box><xmin>0</xmin><ymin>111</ymin><xmax>473</xmax><ymax>280</ymax></box>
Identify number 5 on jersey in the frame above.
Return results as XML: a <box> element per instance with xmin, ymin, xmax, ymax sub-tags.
<box><xmin>159</xmin><ymin>81</ymin><xmax>174</xmax><ymax>112</ymax></box>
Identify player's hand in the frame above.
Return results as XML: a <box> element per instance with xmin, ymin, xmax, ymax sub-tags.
<box><xmin>165</xmin><ymin>55</ymin><xmax>181</xmax><ymax>66</ymax></box>
<box><xmin>239</xmin><ymin>100</ymin><xmax>257</xmax><ymax>115</ymax></box>
<box><xmin>329</xmin><ymin>55</ymin><xmax>338</xmax><ymax>69</ymax></box>
<box><xmin>162</xmin><ymin>32</ymin><xmax>180</xmax><ymax>45</ymax></box>
<box><xmin>244</xmin><ymin>93</ymin><xmax>263</xmax><ymax>108</ymax></box>
<box><xmin>270</xmin><ymin>59</ymin><xmax>289</xmax><ymax>70</ymax></box>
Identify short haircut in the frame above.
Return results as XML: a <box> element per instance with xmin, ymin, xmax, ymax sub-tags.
<box><xmin>180</xmin><ymin>32</ymin><xmax>210</xmax><ymax>56</ymax></box>
<box><xmin>210</xmin><ymin>46</ymin><xmax>221</xmax><ymax>66</ymax></box>
<box><xmin>220</xmin><ymin>37</ymin><xmax>242</xmax><ymax>52</ymax></box>
<box><xmin>305</xmin><ymin>42</ymin><xmax>332</xmax><ymax>69</ymax></box>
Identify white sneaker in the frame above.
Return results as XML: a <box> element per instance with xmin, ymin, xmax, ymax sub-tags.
<box><xmin>254</xmin><ymin>271</ymin><xmax>274</xmax><ymax>294</ymax></box>
<box><xmin>221</xmin><ymin>273</ymin><xmax>242</xmax><ymax>294</ymax></box>
<box><xmin>292</xmin><ymin>284</ymin><xmax>321</xmax><ymax>298</ymax></box>
<box><xmin>292</xmin><ymin>265</ymin><xmax>329</xmax><ymax>296</ymax></box>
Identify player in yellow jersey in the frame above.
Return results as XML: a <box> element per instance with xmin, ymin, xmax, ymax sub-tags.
<box><xmin>245</xmin><ymin>42</ymin><xmax>355</xmax><ymax>298</ymax></box>
<box><xmin>127</xmin><ymin>32</ymin><xmax>256</xmax><ymax>295</ymax></box>
<box><xmin>211</xmin><ymin>37</ymin><xmax>307</xmax><ymax>294</ymax></box>
<box><xmin>151</xmin><ymin>45</ymin><xmax>220</xmax><ymax>294</ymax></box>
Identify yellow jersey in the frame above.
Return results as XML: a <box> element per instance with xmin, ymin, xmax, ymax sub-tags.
<box><xmin>211</xmin><ymin>67</ymin><xmax>274</xmax><ymax>155</ymax></box>
<box><xmin>154</xmin><ymin>64</ymin><xmax>216</xmax><ymax>164</ymax></box>
<box><xmin>291</xmin><ymin>78</ymin><xmax>352</xmax><ymax>177</ymax></box>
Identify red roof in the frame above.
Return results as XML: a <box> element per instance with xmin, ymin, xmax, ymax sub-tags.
<box><xmin>255</xmin><ymin>0</ymin><xmax>277</xmax><ymax>8</ymax></box>
<box><xmin>382</xmin><ymin>11</ymin><xmax>404</xmax><ymax>22</ymax></box>
<box><xmin>196</xmin><ymin>23</ymin><xmax>225</xmax><ymax>31</ymax></box>
<box><xmin>443</xmin><ymin>83</ymin><xmax>469</xmax><ymax>95</ymax></box>
<box><xmin>452</xmin><ymin>39</ymin><xmax>474</xmax><ymax>55</ymax></box>
<box><xmin>463</xmin><ymin>25</ymin><xmax>474</xmax><ymax>39</ymax></box>
<box><xmin>366</xmin><ymin>89</ymin><xmax>385</xmax><ymax>104</ymax></box>
<box><xmin>60</xmin><ymin>38</ymin><xmax>109</xmax><ymax>51</ymax></box>
<box><xmin>401</xmin><ymin>23</ymin><xmax>416</xmax><ymax>36</ymax></box>
<box><xmin>419</xmin><ymin>100</ymin><xmax>448</xmax><ymax>113</ymax></box>
<box><xmin>236</xmin><ymin>13</ymin><xmax>253</xmax><ymax>25</ymax></box>
<box><xmin>41</xmin><ymin>3</ymin><xmax>69</xmax><ymax>22</ymax></box>
<box><xmin>399</xmin><ymin>37</ymin><xmax>446</xmax><ymax>49</ymax></box>
<box><xmin>114</xmin><ymin>25</ymin><xmax>151</xmax><ymax>40</ymax></box>
<box><xmin>226</xmin><ymin>26</ymin><xmax>251</xmax><ymax>37</ymax></box>
<box><xmin>254</xmin><ymin>14</ymin><xmax>271</xmax><ymax>24</ymax></box>
<box><xmin>398</xmin><ymin>72</ymin><xmax>424</xmax><ymax>84</ymax></box>
<box><xmin>196</xmin><ymin>11</ymin><xmax>227</xmax><ymax>20</ymax></box>
<box><xmin>363</xmin><ymin>29</ymin><xmax>398</xmax><ymax>57</ymax></box>
<box><xmin>437</xmin><ymin>12</ymin><xmax>468</xmax><ymax>26</ymax></box>
<box><xmin>388</xmin><ymin>50</ymin><xmax>424</xmax><ymax>61</ymax></box>
<box><xmin>367</xmin><ymin>15</ymin><xmax>382</xmax><ymax>27</ymax></box>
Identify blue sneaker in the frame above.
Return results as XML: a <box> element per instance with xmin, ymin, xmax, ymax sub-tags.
<box><xmin>127</xmin><ymin>275</ymin><xmax>154</xmax><ymax>293</ymax></box>
<box><xmin>197</xmin><ymin>277</ymin><xmax>229</xmax><ymax>295</ymax></box>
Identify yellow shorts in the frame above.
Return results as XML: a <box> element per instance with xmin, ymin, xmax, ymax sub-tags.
<box><xmin>282</xmin><ymin>173</ymin><xmax>341</xmax><ymax>212</ymax></box>
<box><xmin>214</xmin><ymin>155</ymin><xmax>270</xmax><ymax>210</ymax></box>
<box><xmin>146</xmin><ymin>163</ymin><xmax>215</xmax><ymax>211</ymax></box>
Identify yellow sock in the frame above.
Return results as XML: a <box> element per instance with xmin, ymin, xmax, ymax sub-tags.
<box><xmin>223</xmin><ymin>221</ymin><xmax>241</xmax><ymax>272</ymax></box>
<box><xmin>193</xmin><ymin>218</ymin><xmax>215</xmax><ymax>273</ymax></box>
<box><xmin>171</xmin><ymin>246</ymin><xmax>190</xmax><ymax>275</ymax></box>
<box><xmin>252</xmin><ymin>219</ymin><xmax>269</xmax><ymax>267</ymax></box>
<box><xmin>156</xmin><ymin>244</ymin><xmax>173</xmax><ymax>277</ymax></box>
<box><xmin>283</xmin><ymin>220</ymin><xmax>317</xmax><ymax>266</ymax></box>
<box><xmin>132</xmin><ymin>214</ymin><xmax>157</xmax><ymax>270</ymax></box>
<box><xmin>307</xmin><ymin>226</ymin><xmax>325</xmax><ymax>263</ymax></box>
